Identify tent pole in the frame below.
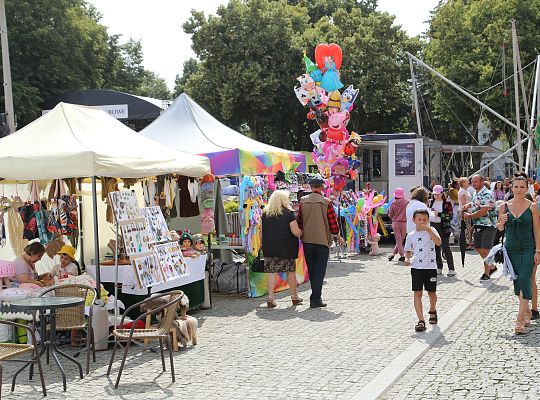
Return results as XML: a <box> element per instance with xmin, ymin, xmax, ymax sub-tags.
<box><xmin>77</xmin><ymin>178</ymin><xmax>85</xmax><ymax>268</ymax></box>
<box><xmin>91</xmin><ymin>176</ymin><xmax>101</xmax><ymax>295</ymax></box>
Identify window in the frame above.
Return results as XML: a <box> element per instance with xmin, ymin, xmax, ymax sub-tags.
<box><xmin>372</xmin><ymin>149</ymin><xmax>382</xmax><ymax>177</ymax></box>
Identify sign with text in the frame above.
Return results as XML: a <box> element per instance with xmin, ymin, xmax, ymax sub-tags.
<box><xmin>43</xmin><ymin>104</ymin><xmax>129</xmax><ymax>119</ymax></box>
<box><xmin>394</xmin><ymin>142</ymin><xmax>416</xmax><ymax>176</ymax></box>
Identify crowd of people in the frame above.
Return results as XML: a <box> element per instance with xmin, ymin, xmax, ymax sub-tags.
<box><xmin>386</xmin><ymin>173</ymin><xmax>540</xmax><ymax>334</ymax></box>
<box><xmin>257</xmin><ymin>171</ymin><xmax>540</xmax><ymax>336</ymax></box>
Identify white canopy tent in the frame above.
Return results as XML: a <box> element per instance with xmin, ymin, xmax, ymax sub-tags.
<box><xmin>0</xmin><ymin>102</ymin><xmax>211</xmax><ymax>292</ymax></box>
<box><xmin>0</xmin><ymin>102</ymin><xmax>210</xmax><ymax>179</ymax></box>
<box><xmin>141</xmin><ymin>93</ymin><xmax>306</xmax><ymax>175</ymax></box>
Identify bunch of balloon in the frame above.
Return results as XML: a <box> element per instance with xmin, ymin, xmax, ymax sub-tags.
<box><xmin>294</xmin><ymin>43</ymin><xmax>361</xmax><ymax>195</ymax></box>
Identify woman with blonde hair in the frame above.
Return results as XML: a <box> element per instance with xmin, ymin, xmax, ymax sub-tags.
<box><xmin>261</xmin><ymin>190</ymin><xmax>303</xmax><ymax>308</ymax></box>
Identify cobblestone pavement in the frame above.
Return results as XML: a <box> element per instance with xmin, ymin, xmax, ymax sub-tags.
<box><xmin>382</xmin><ymin>269</ymin><xmax>540</xmax><ymax>400</ymax></box>
<box><xmin>1</xmin><ymin>247</ymin><xmax>500</xmax><ymax>399</ymax></box>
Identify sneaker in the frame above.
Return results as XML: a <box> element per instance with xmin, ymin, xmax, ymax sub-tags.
<box><xmin>532</xmin><ymin>310</ymin><xmax>540</xmax><ymax>320</ymax></box>
<box><xmin>398</xmin><ymin>256</ymin><xmax>406</xmax><ymax>262</ymax></box>
<box><xmin>437</xmin><ymin>269</ymin><xmax>443</xmax><ymax>275</ymax></box>
<box><xmin>480</xmin><ymin>274</ymin><xmax>490</xmax><ymax>281</ymax></box>
<box><xmin>388</xmin><ymin>254</ymin><xmax>395</xmax><ymax>261</ymax></box>
<box><xmin>310</xmin><ymin>301</ymin><xmax>327</xmax><ymax>308</ymax></box>
<box><xmin>447</xmin><ymin>270</ymin><xmax>457</xmax><ymax>277</ymax></box>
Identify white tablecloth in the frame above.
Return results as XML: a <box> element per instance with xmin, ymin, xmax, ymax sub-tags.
<box><xmin>86</xmin><ymin>255</ymin><xmax>206</xmax><ymax>295</ymax></box>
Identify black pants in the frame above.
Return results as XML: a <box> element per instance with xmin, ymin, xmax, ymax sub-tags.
<box><xmin>303</xmin><ymin>243</ymin><xmax>330</xmax><ymax>304</ymax></box>
<box><xmin>432</xmin><ymin>223</ymin><xmax>455</xmax><ymax>271</ymax></box>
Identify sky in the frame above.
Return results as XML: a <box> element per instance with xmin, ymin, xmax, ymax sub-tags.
<box><xmin>88</xmin><ymin>0</ymin><xmax>439</xmax><ymax>90</ymax></box>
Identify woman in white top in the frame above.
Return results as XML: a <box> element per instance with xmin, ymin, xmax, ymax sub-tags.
<box><xmin>458</xmin><ymin>177</ymin><xmax>474</xmax><ymax>249</ymax></box>
<box><xmin>406</xmin><ymin>187</ymin><xmax>432</xmax><ymax>233</ymax></box>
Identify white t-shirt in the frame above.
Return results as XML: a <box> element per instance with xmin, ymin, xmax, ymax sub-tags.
<box><xmin>404</xmin><ymin>229</ymin><xmax>437</xmax><ymax>270</ymax></box>
<box><xmin>55</xmin><ymin>262</ymin><xmax>79</xmax><ymax>279</ymax></box>
<box><xmin>458</xmin><ymin>187</ymin><xmax>472</xmax><ymax>209</ymax></box>
<box><xmin>406</xmin><ymin>200</ymin><xmax>431</xmax><ymax>234</ymax></box>
<box><xmin>430</xmin><ymin>200</ymin><xmax>443</xmax><ymax>223</ymax></box>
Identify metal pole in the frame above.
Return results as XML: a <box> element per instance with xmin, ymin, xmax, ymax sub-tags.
<box><xmin>409</xmin><ymin>57</ymin><xmax>423</xmax><ymax>136</ymax></box>
<box><xmin>470</xmin><ymin>137</ymin><xmax>528</xmax><ymax>178</ymax></box>
<box><xmin>526</xmin><ymin>55</ymin><xmax>540</xmax><ymax>174</ymax></box>
<box><xmin>77</xmin><ymin>178</ymin><xmax>85</xmax><ymax>268</ymax></box>
<box><xmin>0</xmin><ymin>0</ymin><xmax>15</xmax><ymax>133</ymax></box>
<box><xmin>407</xmin><ymin>53</ymin><xmax>528</xmax><ymax>138</ymax></box>
<box><xmin>91</xmin><ymin>176</ymin><xmax>101</xmax><ymax>296</ymax></box>
<box><xmin>511</xmin><ymin>20</ymin><xmax>523</xmax><ymax>170</ymax></box>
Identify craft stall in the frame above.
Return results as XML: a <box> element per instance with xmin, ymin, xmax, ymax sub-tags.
<box><xmin>140</xmin><ymin>93</ymin><xmax>314</xmax><ymax>298</ymax></box>
<box><xmin>0</xmin><ymin>102</ymin><xmax>211</xmax><ymax>344</ymax></box>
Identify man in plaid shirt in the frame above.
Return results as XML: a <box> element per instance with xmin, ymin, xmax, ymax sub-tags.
<box><xmin>297</xmin><ymin>175</ymin><xmax>344</xmax><ymax>308</ymax></box>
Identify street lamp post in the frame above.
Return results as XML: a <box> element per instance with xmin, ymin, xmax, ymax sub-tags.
<box><xmin>0</xmin><ymin>0</ymin><xmax>15</xmax><ymax>133</ymax></box>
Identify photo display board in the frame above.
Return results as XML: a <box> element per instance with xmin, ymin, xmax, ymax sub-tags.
<box><xmin>131</xmin><ymin>253</ymin><xmax>166</xmax><ymax>287</ymax></box>
<box><xmin>140</xmin><ymin>206</ymin><xmax>172</xmax><ymax>243</ymax></box>
<box><xmin>154</xmin><ymin>242</ymin><xmax>190</xmax><ymax>281</ymax></box>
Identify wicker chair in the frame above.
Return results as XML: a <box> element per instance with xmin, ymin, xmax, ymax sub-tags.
<box><xmin>107</xmin><ymin>290</ymin><xmax>183</xmax><ymax>389</ymax></box>
<box><xmin>0</xmin><ymin>320</ymin><xmax>46</xmax><ymax>398</ymax></box>
<box><xmin>39</xmin><ymin>284</ymin><xmax>97</xmax><ymax>375</ymax></box>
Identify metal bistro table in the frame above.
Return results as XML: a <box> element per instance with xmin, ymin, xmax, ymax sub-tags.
<box><xmin>10</xmin><ymin>296</ymin><xmax>85</xmax><ymax>391</ymax></box>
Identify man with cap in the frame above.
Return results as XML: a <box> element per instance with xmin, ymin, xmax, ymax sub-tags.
<box><xmin>296</xmin><ymin>174</ymin><xmax>344</xmax><ymax>308</ymax></box>
<box><xmin>388</xmin><ymin>187</ymin><xmax>409</xmax><ymax>261</ymax></box>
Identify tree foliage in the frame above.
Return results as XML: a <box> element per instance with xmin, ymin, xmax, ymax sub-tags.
<box><xmin>0</xmin><ymin>0</ymin><xmax>168</xmax><ymax>127</ymax></box>
<box><xmin>423</xmin><ymin>0</ymin><xmax>540</xmax><ymax>145</ymax></box>
<box><xmin>180</xmin><ymin>0</ymin><xmax>419</xmax><ymax>150</ymax></box>
<box><xmin>173</xmin><ymin>58</ymin><xmax>199</xmax><ymax>97</ymax></box>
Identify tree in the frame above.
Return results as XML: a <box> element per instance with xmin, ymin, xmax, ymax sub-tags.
<box><xmin>182</xmin><ymin>0</ymin><xmax>418</xmax><ymax>150</ymax></box>
<box><xmin>174</xmin><ymin>58</ymin><xmax>199</xmax><ymax>97</ymax></box>
<box><xmin>136</xmin><ymin>71</ymin><xmax>171</xmax><ymax>99</ymax></box>
<box><xmin>423</xmin><ymin>0</ymin><xmax>540</xmax><ymax>146</ymax></box>
<box><xmin>0</xmin><ymin>1</ymin><xmax>165</xmax><ymax>127</ymax></box>
<box><xmin>1</xmin><ymin>0</ymin><xmax>110</xmax><ymax>126</ymax></box>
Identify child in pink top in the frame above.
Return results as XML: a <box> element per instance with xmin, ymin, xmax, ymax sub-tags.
<box><xmin>388</xmin><ymin>188</ymin><xmax>409</xmax><ymax>262</ymax></box>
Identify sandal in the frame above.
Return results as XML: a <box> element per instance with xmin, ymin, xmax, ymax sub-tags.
<box><xmin>415</xmin><ymin>320</ymin><xmax>426</xmax><ymax>332</ymax></box>
<box><xmin>267</xmin><ymin>299</ymin><xmax>277</xmax><ymax>309</ymax></box>
<box><xmin>291</xmin><ymin>296</ymin><xmax>303</xmax><ymax>306</ymax></box>
<box><xmin>428</xmin><ymin>310</ymin><xmax>438</xmax><ymax>325</ymax></box>
<box><xmin>515</xmin><ymin>323</ymin><xmax>525</xmax><ymax>335</ymax></box>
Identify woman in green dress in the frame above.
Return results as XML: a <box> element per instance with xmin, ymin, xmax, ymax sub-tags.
<box><xmin>496</xmin><ymin>173</ymin><xmax>540</xmax><ymax>334</ymax></box>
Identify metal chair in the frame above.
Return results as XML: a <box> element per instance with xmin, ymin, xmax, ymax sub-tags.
<box><xmin>0</xmin><ymin>320</ymin><xmax>46</xmax><ymax>398</ymax></box>
<box><xmin>39</xmin><ymin>284</ymin><xmax>97</xmax><ymax>375</ymax></box>
<box><xmin>107</xmin><ymin>290</ymin><xmax>183</xmax><ymax>388</ymax></box>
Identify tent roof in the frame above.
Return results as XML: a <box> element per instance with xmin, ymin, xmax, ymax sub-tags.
<box><xmin>43</xmin><ymin>89</ymin><xmax>170</xmax><ymax>120</ymax></box>
<box><xmin>140</xmin><ymin>93</ymin><xmax>304</xmax><ymax>156</ymax></box>
<box><xmin>0</xmin><ymin>102</ymin><xmax>210</xmax><ymax>180</ymax></box>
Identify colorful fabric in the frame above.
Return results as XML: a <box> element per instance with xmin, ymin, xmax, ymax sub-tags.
<box><xmin>470</xmin><ymin>187</ymin><xmax>496</xmax><ymax>227</ymax></box>
<box><xmin>248</xmin><ymin>242</ymin><xmax>309</xmax><ymax>298</ymax></box>
<box><xmin>204</xmin><ymin>148</ymin><xmax>306</xmax><ymax>176</ymax></box>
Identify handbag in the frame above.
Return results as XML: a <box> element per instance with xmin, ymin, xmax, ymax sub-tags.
<box><xmin>493</xmin><ymin>229</ymin><xmax>505</xmax><ymax>264</ymax></box>
<box><xmin>251</xmin><ymin>256</ymin><xmax>265</xmax><ymax>273</ymax></box>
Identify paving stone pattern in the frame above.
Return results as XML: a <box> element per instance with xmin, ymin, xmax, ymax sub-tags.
<box><xmin>382</xmin><ymin>272</ymin><xmax>540</xmax><ymax>400</ymax></box>
<box><xmin>1</xmin><ymin>248</ymin><xmax>499</xmax><ymax>399</ymax></box>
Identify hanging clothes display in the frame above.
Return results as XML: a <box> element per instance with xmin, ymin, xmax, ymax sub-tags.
<box><xmin>101</xmin><ymin>177</ymin><xmax>119</xmax><ymax>223</ymax></box>
<box><xmin>142</xmin><ymin>178</ymin><xmax>157</xmax><ymax>207</ymax></box>
<box><xmin>0</xmin><ymin>196</ymin><xmax>8</xmax><ymax>247</ymax></box>
<box><xmin>177</xmin><ymin>175</ymin><xmax>200</xmax><ymax>217</ymax></box>
<box><xmin>7</xmin><ymin>197</ymin><xmax>27</xmax><ymax>256</ymax></box>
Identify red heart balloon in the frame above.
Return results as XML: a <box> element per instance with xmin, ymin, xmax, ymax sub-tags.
<box><xmin>314</xmin><ymin>43</ymin><xmax>343</xmax><ymax>71</ymax></box>
<box><xmin>315</xmin><ymin>43</ymin><xmax>329</xmax><ymax>70</ymax></box>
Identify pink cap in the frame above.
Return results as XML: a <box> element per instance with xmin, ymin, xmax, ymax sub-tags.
<box><xmin>432</xmin><ymin>185</ymin><xmax>444</xmax><ymax>194</ymax></box>
<box><xmin>394</xmin><ymin>187</ymin><xmax>405</xmax><ymax>199</ymax></box>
